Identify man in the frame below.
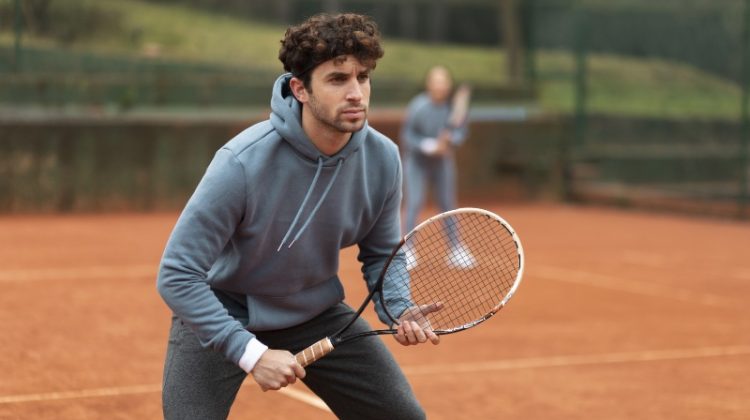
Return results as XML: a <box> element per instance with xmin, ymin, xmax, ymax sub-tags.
<box><xmin>400</xmin><ymin>66</ymin><xmax>473</xmax><ymax>269</ymax></box>
<box><xmin>157</xmin><ymin>13</ymin><xmax>435</xmax><ymax>420</ymax></box>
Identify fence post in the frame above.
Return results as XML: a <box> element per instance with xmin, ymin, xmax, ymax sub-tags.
<box><xmin>564</xmin><ymin>8</ymin><xmax>589</xmax><ymax>201</ymax></box>
<box><xmin>522</xmin><ymin>0</ymin><xmax>537</xmax><ymax>87</ymax></box>
<box><xmin>741</xmin><ymin>0</ymin><xmax>750</xmax><ymax>218</ymax></box>
<box><xmin>13</xmin><ymin>0</ymin><xmax>22</xmax><ymax>72</ymax></box>
<box><xmin>573</xmin><ymin>8</ymin><xmax>589</xmax><ymax>150</ymax></box>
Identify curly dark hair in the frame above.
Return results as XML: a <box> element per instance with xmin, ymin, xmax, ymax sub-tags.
<box><xmin>279</xmin><ymin>13</ymin><xmax>384</xmax><ymax>88</ymax></box>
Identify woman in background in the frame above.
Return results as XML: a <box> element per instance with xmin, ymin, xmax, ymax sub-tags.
<box><xmin>400</xmin><ymin>65</ymin><xmax>474</xmax><ymax>269</ymax></box>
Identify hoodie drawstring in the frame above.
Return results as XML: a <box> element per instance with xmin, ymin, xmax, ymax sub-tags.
<box><xmin>277</xmin><ymin>157</ymin><xmax>344</xmax><ymax>251</ymax></box>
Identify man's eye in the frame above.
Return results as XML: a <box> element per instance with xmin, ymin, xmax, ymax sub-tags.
<box><xmin>358</xmin><ymin>74</ymin><xmax>370</xmax><ymax>82</ymax></box>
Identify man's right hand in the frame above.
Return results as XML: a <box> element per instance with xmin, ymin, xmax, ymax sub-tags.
<box><xmin>250</xmin><ymin>349</ymin><xmax>306</xmax><ymax>392</ymax></box>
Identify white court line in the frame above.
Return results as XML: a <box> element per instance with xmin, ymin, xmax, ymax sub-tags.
<box><xmin>0</xmin><ymin>265</ymin><xmax>156</xmax><ymax>283</ymax></box>
<box><xmin>534</xmin><ymin>265</ymin><xmax>740</xmax><ymax>307</ymax></box>
<box><xmin>0</xmin><ymin>384</ymin><xmax>161</xmax><ymax>404</ymax></box>
<box><xmin>4</xmin><ymin>346</ymin><xmax>749</xmax><ymax>406</ymax></box>
<box><xmin>0</xmin><ymin>381</ymin><xmax>330</xmax><ymax>412</ymax></box>
<box><xmin>279</xmin><ymin>387</ymin><xmax>331</xmax><ymax>412</ymax></box>
<box><xmin>402</xmin><ymin>345</ymin><xmax>750</xmax><ymax>376</ymax></box>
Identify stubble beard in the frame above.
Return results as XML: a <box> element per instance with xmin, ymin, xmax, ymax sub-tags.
<box><xmin>307</xmin><ymin>94</ymin><xmax>367</xmax><ymax>134</ymax></box>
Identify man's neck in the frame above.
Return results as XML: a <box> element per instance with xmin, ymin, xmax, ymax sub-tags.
<box><xmin>301</xmin><ymin>109</ymin><xmax>351</xmax><ymax>156</ymax></box>
<box><xmin>314</xmin><ymin>137</ymin><xmax>351</xmax><ymax>157</ymax></box>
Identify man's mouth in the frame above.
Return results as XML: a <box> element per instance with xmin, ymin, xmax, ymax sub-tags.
<box><xmin>342</xmin><ymin>108</ymin><xmax>366</xmax><ymax>117</ymax></box>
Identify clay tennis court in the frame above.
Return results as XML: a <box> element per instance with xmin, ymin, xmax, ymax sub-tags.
<box><xmin>1</xmin><ymin>203</ymin><xmax>749</xmax><ymax>419</ymax></box>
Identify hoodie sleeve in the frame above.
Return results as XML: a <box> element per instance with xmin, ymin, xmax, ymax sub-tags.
<box><xmin>357</xmin><ymin>146</ymin><xmax>405</xmax><ymax>326</ymax></box>
<box><xmin>156</xmin><ymin>147</ymin><xmax>255</xmax><ymax>365</ymax></box>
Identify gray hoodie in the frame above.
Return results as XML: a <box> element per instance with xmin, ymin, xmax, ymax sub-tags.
<box><xmin>157</xmin><ymin>73</ymin><xmax>403</xmax><ymax>365</ymax></box>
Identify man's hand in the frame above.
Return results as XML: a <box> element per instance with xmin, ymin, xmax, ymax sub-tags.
<box><xmin>394</xmin><ymin>302</ymin><xmax>443</xmax><ymax>346</ymax></box>
<box><xmin>250</xmin><ymin>349</ymin><xmax>306</xmax><ymax>392</ymax></box>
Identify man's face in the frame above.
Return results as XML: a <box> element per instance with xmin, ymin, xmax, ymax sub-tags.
<box><xmin>298</xmin><ymin>55</ymin><xmax>371</xmax><ymax>134</ymax></box>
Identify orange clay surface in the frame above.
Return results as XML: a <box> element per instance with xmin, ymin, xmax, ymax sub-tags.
<box><xmin>1</xmin><ymin>204</ymin><xmax>749</xmax><ymax>419</ymax></box>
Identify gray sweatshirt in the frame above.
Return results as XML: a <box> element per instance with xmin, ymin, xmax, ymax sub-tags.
<box><xmin>157</xmin><ymin>73</ymin><xmax>403</xmax><ymax>365</ymax></box>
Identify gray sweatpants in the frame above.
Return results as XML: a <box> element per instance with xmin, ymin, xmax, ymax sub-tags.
<box><xmin>162</xmin><ymin>302</ymin><xmax>425</xmax><ymax>420</ymax></box>
<box><xmin>403</xmin><ymin>153</ymin><xmax>457</xmax><ymax>232</ymax></box>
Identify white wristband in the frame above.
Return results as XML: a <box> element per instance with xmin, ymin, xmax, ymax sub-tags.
<box><xmin>238</xmin><ymin>338</ymin><xmax>269</xmax><ymax>373</ymax></box>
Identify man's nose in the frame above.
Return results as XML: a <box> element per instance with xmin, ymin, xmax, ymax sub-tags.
<box><xmin>346</xmin><ymin>80</ymin><xmax>363</xmax><ymax>102</ymax></box>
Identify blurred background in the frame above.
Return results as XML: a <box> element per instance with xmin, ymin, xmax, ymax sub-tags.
<box><xmin>1</xmin><ymin>0</ymin><xmax>749</xmax><ymax>218</ymax></box>
<box><xmin>3</xmin><ymin>3</ymin><xmax>750</xmax><ymax>419</ymax></box>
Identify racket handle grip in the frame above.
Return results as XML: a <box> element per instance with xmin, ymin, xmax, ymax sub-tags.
<box><xmin>295</xmin><ymin>337</ymin><xmax>334</xmax><ymax>367</ymax></box>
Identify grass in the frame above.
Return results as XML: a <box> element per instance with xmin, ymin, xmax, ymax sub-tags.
<box><xmin>0</xmin><ymin>0</ymin><xmax>744</xmax><ymax>119</ymax></box>
<box><xmin>536</xmin><ymin>51</ymin><xmax>742</xmax><ymax>119</ymax></box>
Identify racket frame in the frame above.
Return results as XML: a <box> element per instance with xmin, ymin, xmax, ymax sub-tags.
<box><xmin>294</xmin><ymin>207</ymin><xmax>524</xmax><ymax>366</ymax></box>
<box><xmin>400</xmin><ymin>207</ymin><xmax>524</xmax><ymax>333</ymax></box>
<box><xmin>332</xmin><ymin>207</ymin><xmax>524</xmax><ymax>343</ymax></box>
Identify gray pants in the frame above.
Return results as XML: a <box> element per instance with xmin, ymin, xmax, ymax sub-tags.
<box><xmin>162</xmin><ymin>303</ymin><xmax>425</xmax><ymax>420</ymax></box>
<box><xmin>404</xmin><ymin>153</ymin><xmax>457</xmax><ymax>232</ymax></box>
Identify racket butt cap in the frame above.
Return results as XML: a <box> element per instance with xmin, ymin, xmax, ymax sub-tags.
<box><xmin>295</xmin><ymin>337</ymin><xmax>334</xmax><ymax>367</ymax></box>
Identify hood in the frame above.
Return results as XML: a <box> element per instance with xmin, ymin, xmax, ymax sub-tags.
<box><xmin>269</xmin><ymin>73</ymin><xmax>371</xmax><ymax>250</ymax></box>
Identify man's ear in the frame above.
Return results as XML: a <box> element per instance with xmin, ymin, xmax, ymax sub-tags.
<box><xmin>289</xmin><ymin>77</ymin><xmax>309</xmax><ymax>103</ymax></box>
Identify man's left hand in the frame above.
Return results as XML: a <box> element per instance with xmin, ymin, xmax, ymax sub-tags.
<box><xmin>394</xmin><ymin>302</ymin><xmax>443</xmax><ymax>346</ymax></box>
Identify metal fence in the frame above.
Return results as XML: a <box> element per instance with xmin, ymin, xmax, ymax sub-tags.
<box><xmin>527</xmin><ymin>0</ymin><xmax>750</xmax><ymax>218</ymax></box>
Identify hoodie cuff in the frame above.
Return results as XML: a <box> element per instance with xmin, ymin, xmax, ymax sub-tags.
<box><xmin>238</xmin><ymin>338</ymin><xmax>269</xmax><ymax>373</ymax></box>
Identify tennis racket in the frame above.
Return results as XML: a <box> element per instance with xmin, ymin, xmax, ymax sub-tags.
<box><xmin>448</xmin><ymin>83</ymin><xmax>472</xmax><ymax>129</ymax></box>
<box><xmin>294</xmin><ymin>207</ymin><xmax>525</xmax><ymax>367</ymax></box>
<box><xmin>425</xmin><ymin>83</ymin><xmax>472</xmax><ymax>156</ymax></box>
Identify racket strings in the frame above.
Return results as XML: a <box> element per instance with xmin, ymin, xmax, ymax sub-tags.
<box><xmin>384</xmin><ymin>212</ymin><xmax>521</xmax><ymax>332</ymax></box>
